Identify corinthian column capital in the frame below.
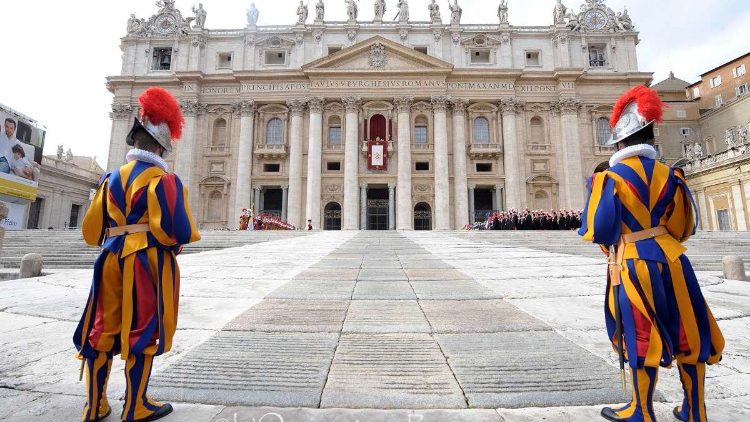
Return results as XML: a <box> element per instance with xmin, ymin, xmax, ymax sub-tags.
<box><xmin>450</xmin><ymin>98</ymin><xmax>468</xmax><ymax>114</ymax></box>
<box><xmin>430</xmin><ymin>96</ymin><xmax>451</xmax><ymax>113</ymax></box>
<box><xmin>394</xmin><ymin>96</ymin><xmax>413</xmax><ymax>113</ymax></box>
<box><xmin>342</xmin><ymin>96</ymin><xmax>362</xmax><ymax>112</ymax></box>
<box><xmin>110</xmin><ymin>103</ymin><xmax>134</xmax><ymax>120</ymax></box>
<box><xmin>551</xmin><ymin>96</ymin><xmax>582</xmax><ymax>115</ymax></box>
<box><xmin>499</xmin><ymin>98</ymin><xmax>525</xmax><ymax>114</ymax></box>
<box><xmin>307</xmin><ymin>97</ymin><xmax>325</xmax><ymax>113</ymax></box>
<box><xmin>233</xmin><ymin>100</ymin><xmax>256</xmax><ymax>116</ymax></box>
<box><xmin>287</xmin><ymin>98</ymin><xmax>307</xmax><ymax>116</ymax></box>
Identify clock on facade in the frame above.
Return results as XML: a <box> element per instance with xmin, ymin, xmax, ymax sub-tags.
<box><xmin>583</xmin><ymin>9</ymin><xmax>608</xmax><ymax>30</ymax></box>
<box><xmin>154</xmin><ymin>14</ymin><xmax>178</xmax><ymax>34</ymax></box>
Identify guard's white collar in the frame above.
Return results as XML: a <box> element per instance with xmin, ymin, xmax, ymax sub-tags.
<box><xmin>126</xmin><ymin>148</ymin><xmax>169</xmax><ymax>172</ymax></box>
<box><xmin>609</xmin><ymin>144</ymin><xmax>658</xmax><ymax>168</ymax></box>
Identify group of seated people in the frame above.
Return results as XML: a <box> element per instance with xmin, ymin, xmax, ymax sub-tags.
<box><xmin>467</xmin><ymin>208</ymin><xmax>583</xmax><ymax>231</ymax></box>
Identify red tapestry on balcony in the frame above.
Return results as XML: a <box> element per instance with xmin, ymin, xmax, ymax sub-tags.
<box><xmin>367</xmin><ymin>138</ymin><xmax>387</xmax><ymax>171</ymax></box>
<box><xmin>370</xmin><ymin>114</ymin><xmax>387</xmax><ymax>141</ymax></box>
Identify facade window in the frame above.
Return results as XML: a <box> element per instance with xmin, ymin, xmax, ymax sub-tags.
<box><xmin>692</xmin><ymin>87</ymin><xmax>701</xmax><ymax>99</ymax></box>
<box><xmin>470</xmin><ymin>50</ymin><xmax>491</xmax><ymax>64</ymax></box>
<box><xmin>69</xmin><ymin>204</ymin><xmax>81</xmax><ymax>228</ymax></box>
<box><xmin>217</xmin><ymin>52</ymin><xmax>233</xmax><ymax>69</ymax></box>
<box><xmin>717</xmin><ymin>209</ymin><xmax>731</xmax><ymax>231</ymax></box>
<box><xmin>654</xmin><ymin>144</ymin><xmax>663</xmax><ymax>158</ymax></box>
<box><xmin>415</xmin><ymin>162</ymin><xmax>430</xmax><ymax>171</ymax></box>
<box><xmin>473</xmin><ymin>117</ymin><xmax>490</xmax><ymax>144</ymax></box>
<box><xmin>525</xmin><ymin>51</ymin><xmax>541</xmax><ymax>67</ymax></box>
<box><xmin>264</xmin><ymin>50</ymin><xmax>287</xmax><ymax>65</ymax></box>
<box><xmin>414</xmin><ymin>46</ymin><xmax>428</xmax><ymax>55</ymax></box>
<box><xmin>715</xmin><ymin>94</ymin><xmax>723</xmax><ymax>108</ymax></box>
<box><xmin>476</xmin><ymin>163</ymin><xmax>493</xmax><ymax>172</ymax></box>
<box><xmin>677</xmin><ymin>110</ymin><xmax>687</xmax><ymax>118</ymax></box>
<box><xmin>328</xmin><ymin>116</ymin><xmax>342</xmax><ymax>145</ymax></box>
<box><xmin>736</xmin><ymin>84</ymin><xmax>749</xmax><ymax>97</ymax></box>
<box><xmin>326</xmin><ymin>162</ymin><xmax>341</xmax><ymax>171</ymax></box>
<box><xmin>733</xmin><ymin>64</ymin><xmax>746</xmax><ymax>78</ymax></box>
<box><xmin>152</xmin><ymin>48</ymin><xmax>172</xmax><ymax>71</ymax></box>
<box><xmin>212</xmin><ymin>118</ymin><xmax>227</xmax><ymax>146</ymax></box>
<box><xmin>709</xmin><ymin>75</ymin><xmax>722</xmax><ymax>88</ymax></box>
<box><xmin>414</xmin><ymin>116</ymin><xmax>429</xmax><ymax>144</ymax></box>
<box><xmin>588</xmin><ymin>45</ymin><xmax>606</xmax><ymax>67</ymax></box>
<box><xmin>596</xmin><ymin>117</ymin><xmax>612</xmax><ymax>146</ymax></box>
<box><xmin>263</xmin><ymin>163</ymin><xmax>281</xmax><ymax>173</ymax></box>
<box><xmin>653</xmin><ymin>127</ymin><xmax>660</xmax><ymax>137</ymax></box>
<box><xmin>327</xmin><ymin>46</ymin><xmax>342</xmax><ymax>55</ymax></box>
<box><xmin>266</xmin><ymin>118</ymin><xmax>284</xmax><ymax>144</ymax></box>
<box><xmin>529</xmin><ymin>117</ymin><xmax>544</xmax><ymax>144</ymax></box>
<box><xmin>680</xmin><ymin>128</ymin><xmax>692</xmax><ymax>137</ymax></box>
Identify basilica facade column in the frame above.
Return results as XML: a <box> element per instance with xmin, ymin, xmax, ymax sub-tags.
<box><xmin>360</xmin><ymin>183</ymin><xmax>368</xmax><ymax>230</ymax></box>
<box><xmin>388</xmin><ymin>183</ymin><xmax>396</xmax><ymax>230</ymax></box>
<box><xmin>281</xmin><ymin>185</ymin><xmax>289</xmax><ymax>221</ymax></box>
<box><xmin>286</xmin><ymin>99</ymin><xmax>306</xmax><ymax>228</ymax></box>
<box><xmin>176</xmin><ymin>100</ymin><xmax>204</xmax><ymax>204</ymax></box>
<box><xmin>233</xmin><ymin>100</ymin><xmax>255</xmax><ymax>227</ymax></box>
<box><xmin>500</xmin><ymin>98</ymin><xmax>523</xmax><ymax>210</ymax></box>
<box><xmin>395</xmin><ymin>97</ymin><xmax>413</xmax><ymax>230</ymax></box>
<box><xmin>495</xmin><ymin>185</ymin><xmax>504</xmax><ymax>211</ymax></box>
<box><xmin>432</xmin><ymin>96</ymin><xmax>451</xmax><ymax>230</ymax></box>
<box><xmin>468</xmin><ymin>185</ymin><xmax>476</xmax><ymax>224</ymax></box>
<box><xmin>451</xmin><ymin>98</ymin><xmax>469</xmax><ymax>228</ymax></box>
<box><xmin>343</xmin><ymin>97</ymin><xmax>362</xmax><ymax>230</ymax></box>
<box><xmin>107</xmin><ymin>104</ymin><xmax>135</xmax><ymax>171</ymax></box>
<box><xmin>305</xmin><ymin>97</ymin><xmax>324</xmax><ymax>229</ymax></box>
<box><xmin>253</xmin><ymin>186</ymin><xmax>262</xmax><ymax>215</ymax></box>
<box><xmin>553</xmin><ymin>97</ymin><xmax>585</xmax><ymax>209</ymax></box>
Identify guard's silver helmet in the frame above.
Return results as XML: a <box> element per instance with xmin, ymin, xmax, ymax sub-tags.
<box><xmin>607</xmin><ymin>85</ymin><xmax>664</xmax><ymax>145</ymax></box>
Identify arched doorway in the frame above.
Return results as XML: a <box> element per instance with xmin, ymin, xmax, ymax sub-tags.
<box><xmin>534</xmin><ymin>190</ymin><xmax>551</xmax><ymax>210</ymax></box>
<box><xmin>324</xmin><ymin>202</ymin><xmax>342</xmax><ymax>230</ymax></box>
<box><xmin>414</xmin><ymin>203</ymin><xmax>432</xmax><ymax>231</ymax></box>
<box><xmin>594</xmin><ymin>161</ymin><xmax>609</xmax><ymax>173</ymax></box>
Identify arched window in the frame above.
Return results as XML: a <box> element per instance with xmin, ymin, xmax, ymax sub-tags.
<box><xmin>266</xmin><ymin>118</ymin><xmax>284</xmax><ymax>145</ymax></box>
<box><xmin>473</xmin><ymin>117</ymin><xmax>490</xmax><ymax>144</ymax></box>
<box><xmin>414</xmin><ymin>115</ymin><xmax>428</xmax><ymax>145</ymax></box>
<box><xmin>530</xmin><ymin>116</ymin><xmax>544</xmax><ymax>144</ymax></box>
<box><xmin>207</xmin><ymin>191</ymin><xmax>224</xmax><ymax>221</ymax></box>
<box><xmin>597</xmin><ymin>117</ymin><xmax>612</xmax><ymax>146</ymax></box>
<box><xmin>212</xmin><ymin>118</ymin><xmax>227</xmax><ymax>146</ymax></box>
<box><xmin>328</xmin><ymin>116</ymin><xmax>342</xmax><ymax>146</ymax></box>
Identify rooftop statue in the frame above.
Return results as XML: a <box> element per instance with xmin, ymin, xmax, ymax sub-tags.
<box><xmin>374</xmin><ymin>0</ymin><xmax>386</xmax><ymax>21</ymax></box>
<box><xmin>315</xmin><ymin>0</ymin><xmax>325</xmax><ymax>21</ymax></box>
<box><xmin>553</xmin><ymin>0</ymin><xmax>567</xmax><ymax>25</ymax></box>
<box><xmin>394</xmin><ymin>0</ymin><xmax>409</xmax><ymax>23</ymax></box>
<box><xmin>428</xmin><ymin>0</ymin><xmax>441</xmax><ymax>23</ymax></box>
<box><xmin>247</xmin><ymin>3</ymin><xmax>259</xmax><ymax>26</ymax></box>
<box><xmin>192</xmin><ymin>3</ymin><xmax>207</xmax><ymax>29</ymax></box>
<box><xmin>345</xmin><ymin>0</ymin><xmax>358</xmax><ymax>21</ymax></box>
<box><xmin>448</xmin><ymin>0</ymin><xmax>462</xmax><ymax>25</ymax></box>
<box><xmin>497</xmin><ymin>0</ymin><xmax>508</xmax><ymax>24</ymax></box>
<box><xmin>297</xmin><ymin>1</ymin><xmax>309</xmax><ymax>24</ymax></box>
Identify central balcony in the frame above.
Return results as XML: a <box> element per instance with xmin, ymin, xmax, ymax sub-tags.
<box><xmin>254</xmin><ymin>143</ymin><xmax>288</xmax><ymax>159</ymax></box>
<box><xmin>468</xmin><ymin>143</ymin><xmax>502</xmax><ymax>159</ymax></box>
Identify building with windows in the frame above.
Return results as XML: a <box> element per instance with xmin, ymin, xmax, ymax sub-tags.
<box><xmin>653</xmin><ymin>51</ymin><xmax>750</xmax><ymax>231</ymax></box>
<box><xmin>107</xmin><ymin>0</ymin><xmax>650</xmax><ymax>230</ymax></box>
<box><xmin>25</xmin><ymin>152</ymin><xmax>104</xmax><ymax>230</ymax></box>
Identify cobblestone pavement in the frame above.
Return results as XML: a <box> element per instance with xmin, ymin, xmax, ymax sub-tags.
<box><xmin>1</xmin><ymin>231</ymin><xmax>748</xmax><ymax>421</ymax></box>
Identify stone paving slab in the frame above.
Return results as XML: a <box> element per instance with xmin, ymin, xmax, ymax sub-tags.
<box><xmin>320</xmin><ymin>333</ymin><xmax>467</xmax><ymax>409</ymax></box>
<box><xmin>310</xmin><ymin>258</ymin><xmax>363</xmax><ymax>269</ymax></box>
<box><xmin>436</xmin><ymin>332</ymin><xmax>626</xmax><ymax>408</ymax></box>
<box><xmin>405</xmin><ymin>269</ymin><xmax>472</xmax><ymax>281</ymax></box>
<box><xmin>151</xmin><ymin>331</ymin><xmax>339</xmax><ymax>407</ymax></box>
<box><xmin>420</xmin><ymin>300</ymin><xmax>550</xmax><ymax>333</ymax></box>
<box><xmin>410</xmin><ymin>280</ymin><xmax>503</xmax><ymax>300</ymax></box>
<box><xmin>212</xmin><ymin>407</ymin><xmax>505</xmax><ymax>422</ymax></box>
<box><xmin>267</xmin><ymin>280</ymin><xmax>356</xmax><ymax>300</ymax></box>
<box><xmin>343</xmin><ymin>300</ymin><xmax>431</xmax><ymax>333</ymax></box>
<box><xmin>399</xmin><ymin>259</ymin><xmax>456</xmax><ymax>269</ymax></box>
<box><xmin>358</xmin><ymin>268</ymin><xmax>408</xmax><ymax>281</ymax></box>
<box><xmin>352</xmin><ymin>281</ymin><xmax>417</xmax><ymax>300</ymax></box>
<box><xmin>224</xmin><ymin>299</ymin><xmax>349</xmax><ymax>332</ymax></box>
<box><xmin>295</xmin><ymin>268</ymin><xmax>360</xmax><ymax>280</ymax></box>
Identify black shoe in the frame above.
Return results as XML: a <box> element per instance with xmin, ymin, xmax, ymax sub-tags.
<box><xmin>601</xmin><ymin>407</ymin><xmax>625</xmax><ymax>422</ymax></box>
<box><xmin>133</xmin><ymin>403</ymin><xmax>173</xmax><ymax>422</ymax></box>
<box><xmin>673</xmin><ymin>406</ymin><xmax>688</xmax><ymax>421</ymax></box>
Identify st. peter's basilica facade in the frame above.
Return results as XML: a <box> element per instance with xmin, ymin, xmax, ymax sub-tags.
<box><xmin>107</xmin><ymin>0</ymin><xmax>650</xmax><ymax>230</ymax></box>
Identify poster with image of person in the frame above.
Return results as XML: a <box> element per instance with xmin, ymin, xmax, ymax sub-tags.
<box><xmin>0</xmin><ymin>103</ymin><xmax>45</xmax><ymax>201</ymax></box>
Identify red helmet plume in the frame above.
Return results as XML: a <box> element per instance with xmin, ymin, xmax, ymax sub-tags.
<box><xmin>609</xmin><ymin>85</ymin><xmax>664</xmax><ymax>129</ymax></box>
<box><xmin>138</xmin><ymin>87</ymin><xmax>184</xmax><ymax>141</ymax></box>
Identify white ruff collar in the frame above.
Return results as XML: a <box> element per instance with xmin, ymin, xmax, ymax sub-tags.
<box><xmin>609</xmin><ymin>144</ymin><xmax>658</xmax><ymax>168</ymax></box>
<box><xmin>126</xmin><ymin>148</ymin><xmax>169</xmax><ymax>172</ymax></box>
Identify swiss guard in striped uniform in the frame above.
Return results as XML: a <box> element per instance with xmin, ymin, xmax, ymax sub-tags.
<box><xmin>579</xmin><ymin>86</ymin><xmax>724</xmax><ymax>422</ymax></box>
<box><xmin>74</xmin><ymin>87</ymin><xmax>201</xmax><ymax>421</ymax></box>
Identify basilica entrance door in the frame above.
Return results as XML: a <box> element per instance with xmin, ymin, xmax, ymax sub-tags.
<box><xmin>366</xmin><ymin>187</ymin><xmax>389</xmax><ymax>230</ymax></box>
<box><xmin>324</xmin><ymin>202</ymin><xmax>342</xmax><ymax>230</ymax></box>
<box><xmin>414</xmin><ymin>203</ymin><xmax>432</xmax><ymax>231</ymax></box>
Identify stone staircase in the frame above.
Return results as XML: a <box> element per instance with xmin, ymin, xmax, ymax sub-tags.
<box><xmin>0</xmin><ymin>230</ymin><xmax>310</xmax><ymax>270</ymax></box>
<box><xmin>457</xmin><ymin>230</ymin><xmax>750</xmax><ymax>272</ymax></box>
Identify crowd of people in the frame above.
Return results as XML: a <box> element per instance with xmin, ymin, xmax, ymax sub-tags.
<box><xmin>466</xmin><ymin>208</ymin><xmax>583</xmax><ymax>231</ymax></box>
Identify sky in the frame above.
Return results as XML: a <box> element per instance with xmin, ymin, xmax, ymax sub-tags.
<box><xmin>0</xmin><ymin>0</ymin><xmax>748</xmax><ymax>168</ymax></box>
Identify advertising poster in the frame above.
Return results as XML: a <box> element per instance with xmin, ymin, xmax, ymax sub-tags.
<box><xmin>0</xmin><ymin>103</ymin><xmax>46</xmax><ymax>201</ymax></box>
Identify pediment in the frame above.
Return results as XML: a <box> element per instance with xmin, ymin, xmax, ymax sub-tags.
<box><xmin>303</xmin><ymin>36</ymin><xmax>453</xmax><ymax>75</ymax></box>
